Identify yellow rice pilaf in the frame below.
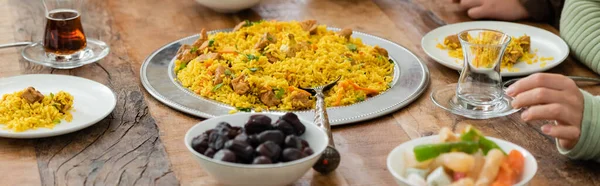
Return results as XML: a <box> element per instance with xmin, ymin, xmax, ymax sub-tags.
<box><xmin>437</xmin><ymin>32</ymin><xmax>553</xmax><ymax>71</ymax></box>
<box><xmin>0</xmin><ymin>89</ymin><xmax>74</xmax><ymax>132</ymax></box>
<box><xmin>175</xmin><ymin>20</ymin><xmax>394</xmax><ymax>111</ymax></box>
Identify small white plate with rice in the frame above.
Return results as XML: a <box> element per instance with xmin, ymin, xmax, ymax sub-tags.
<box><xmin>421</xmin><ymin>21</ymin><xmax>569</xmax><ymax>77</ymax></box>
<box><xmin>0</xmin><ymin>74</ymin><xmax>116</xmax><ymax>138</ymax></box>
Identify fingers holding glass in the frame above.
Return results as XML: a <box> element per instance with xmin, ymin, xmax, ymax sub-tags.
<box><xmin>506</xmin><ymin>73</ymin><xmax>576</xmax><ymax>96</ymax></box>
<box><xmin>541</xmin><ymin>124</ymin><xmax>581</xmax><ymax>150</ymax></box>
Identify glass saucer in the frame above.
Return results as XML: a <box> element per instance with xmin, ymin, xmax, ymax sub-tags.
<box><xmin>21</xmin><ymin>38</ymin><xmax>110</xmax><ymax>69</ymax></box>
<box><xmin>431</xmin><ymin>83</ymin><xmax>520</xmax><ymax>119</ymax></box>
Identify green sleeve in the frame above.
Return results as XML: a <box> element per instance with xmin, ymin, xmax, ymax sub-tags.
<box><xmin>557</xmin><ymin>90</ymin><xmax>600</xmax><ymax>162</ymax></box>
<box><xmin>559</xmin><ymin>0</ymin><xmax>600</xmax><ymax>73</ymax></box>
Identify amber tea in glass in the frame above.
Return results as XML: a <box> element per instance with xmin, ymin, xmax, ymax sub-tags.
<box><xmin>42</xmin><ymin>0</ymin><xmax>86</xmax><ymax>61</ymax></box>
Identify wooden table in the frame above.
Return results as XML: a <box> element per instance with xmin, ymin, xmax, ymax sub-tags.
<box><xmin>1</xmin><ymin>0</ymin><xmax>599</xmax><ymax>185</ymax></box>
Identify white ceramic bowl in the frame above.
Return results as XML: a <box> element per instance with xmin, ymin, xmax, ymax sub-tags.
<box><xmin>194</xmin><ymin>0</ymin><xmax>261</xmax><ymax>13</ymax></box>
<box><xmin>387</xmin><ymin>135</ymin><xmax>538</xmax><ymax>186</ymax></box>
<box><xmin>184</xmin><ymin>113</ymin><xmax>328</xmax><ymax>186</ymax></box>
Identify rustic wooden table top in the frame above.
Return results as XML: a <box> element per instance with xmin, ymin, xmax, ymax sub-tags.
<box><xmin>1</xmin><ymin>0</ymin><xmax>600</xmax><ymax>185</ymax></box>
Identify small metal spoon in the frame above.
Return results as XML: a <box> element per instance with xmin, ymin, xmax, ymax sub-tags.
<box><xmin>0</xmin><ymin>42</ymin><xmax>33</xmax><ymax>49</ymax></box>
<box><xmin>300</xmin><ymin>77</ymin><xmax>341</xmax><ymax>174</ymax></box>
<box><xmin>503</xmin><ymin>76</ymin><xmax>600</xmax><ymax>88</ymax></box>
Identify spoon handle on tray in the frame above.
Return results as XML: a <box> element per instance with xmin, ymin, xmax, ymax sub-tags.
<box><xmin>314</xmin><ymin>90</ymin><xmax>335</xmax><ymax>147</ymax></box>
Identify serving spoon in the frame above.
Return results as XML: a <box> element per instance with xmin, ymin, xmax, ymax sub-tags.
<box><xmin>300</xmin><ymin>77</ymin><xmax>341</xmax><ymax>174</ymax></box>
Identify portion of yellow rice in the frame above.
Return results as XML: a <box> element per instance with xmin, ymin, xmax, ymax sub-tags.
<box><xmin>0</xmin><ymin>90</ymin><xmax>74</xmax><ymax>132</ymax></box>
<box><xmin>437</xmin><ymin>33</ymin><xmax>553</xmax><ymax>71</ymax></box>
<box><xmin>175</xmin><ymin>20</ymin><xmax>394</xmax><ymax>111</ymax></box>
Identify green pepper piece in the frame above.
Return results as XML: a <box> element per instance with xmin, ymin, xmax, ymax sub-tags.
<box><xmin>460</xmin><ymin>127</ymin><xmax>505</xmax><ymax>155</ymax></box>
<box><xmin>479</xmin><ymin>136</ymin><xmax>505</xmax><ymax>155</ymax></box>
<box><xmin>413</xmin><ymin>141</ymin><xmax>479</xmax><ymax>162</ymax></box>
<box><xmin>460</xmin><ymin>127</ymin><xmax>480</xmax><ymax>142</ymax></box>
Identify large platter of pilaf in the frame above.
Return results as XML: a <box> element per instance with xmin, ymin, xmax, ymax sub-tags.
<box><xmin>140</xmin><ymin>20</ymin><xmax>429</xmax><ymax>126</ymax></box>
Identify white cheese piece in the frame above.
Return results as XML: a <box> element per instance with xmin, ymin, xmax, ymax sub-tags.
<box><xmin>406</xmin><ymin>173</ymin><xmax>427</xmax><ymax>186</ymax></box>
<box><xmin>426</xmin><ymin>167</ymin><xmax>452</xmax><ymax>186</ymax></box>
<box><xmin>404</xmin><ymin>167</ymin><xmax>428</xmax><ymax>179</ymax></box>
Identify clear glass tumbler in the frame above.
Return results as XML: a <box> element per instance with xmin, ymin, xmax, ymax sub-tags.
<box><xmin>455</xmin><ymin>29</ymin><xmax>511</xmax><ymax>112</ymax></box>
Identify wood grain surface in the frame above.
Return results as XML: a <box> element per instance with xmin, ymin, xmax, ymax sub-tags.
<box><xmin>1</xmin><ymin>0</ymin><xmax>178</xmax><ymax>185</ymax></box>
<box><xmin>0</xmin><ymin>0</ymin><xmax>599</xmax><ymax>185</ymax></box>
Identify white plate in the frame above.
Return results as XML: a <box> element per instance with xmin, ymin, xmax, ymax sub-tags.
<box><xmin>0</xmin><ymin>74</ymin><xmax>116</xmax><ymax>138</ymax></box>
<box><xmin>421</xmin><ymin>21</ymin><xmax>569</xmax><ymax>77</ymax></box>
<box><xmin>387</xmin><ymin>135</ymin><xmax>538</xmax><ymax>186</ymax></box>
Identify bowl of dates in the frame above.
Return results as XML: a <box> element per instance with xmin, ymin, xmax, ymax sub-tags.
<box><xmin>184</xmin><ymin>112</ymin><xmax>328</xmax><ymax>186</ymax></box>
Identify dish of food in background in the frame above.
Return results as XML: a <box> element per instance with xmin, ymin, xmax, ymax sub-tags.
<box><xmin>421</xmin><ymin>21</ymin><xmax>569</xmax><ymax>77</ymax></box>
<box><xmin>184</xmin><ymin>113</ymin><xmax>328</xmax><ymax>186</ymax></box>
<box><xmin>438</xmin><ymin>32</ymin><xmax>553</xmax><ymax>70</ymax></box>
<box><xmin>194</xmin><ymin>0</ymin><xmax>261</xmax><ymax>13</ymax></box>
<box><xmin>0</xmin><ymin>74</ymin><xmax>116</xmax><ymax>138</ymax></box>
<box><xmin>387</xmin><ymin>126</ymin><xmax>537</xmax><ymax>186</ymax></box>
<box><xmin>0</xmin><ymin>87</ymin><xmax>74</xmax><ymax>132</ymax></box>
<box><xmin>141</xmin><ymin>20</ymin><xmax>428</xmax><ymax>125</ymax></box>
<box><xmin>174</xmin><ymin>20</ymin><xmax>393</xmax><ymax>112</ymax></box>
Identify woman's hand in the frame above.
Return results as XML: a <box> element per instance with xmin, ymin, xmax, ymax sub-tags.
<box><xmin>506</xmin><ymin>73</ymin><xmax>584</xmax><ymax>150</ymax></box>
<box><xmin>450</xmin><ymin>0</ymin><xmax>530</xmax><ymax>21</ymax></box>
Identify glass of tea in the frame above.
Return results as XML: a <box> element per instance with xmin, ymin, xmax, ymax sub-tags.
<box><xmin>42</xmin><ymin>0</ymin><xmax>87</xmax><ymax>61</ymax></box>
<box><xmin>20</xmin><ymin>0</ymin><xmax>109</xmax><ymax>69</ymax></box>
<box><xmin>430</xmin><ymin>29</ymin><xmax>520</xmax><ymax>119</ymax></box>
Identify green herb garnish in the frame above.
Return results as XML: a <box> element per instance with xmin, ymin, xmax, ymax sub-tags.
<box><xmin>208</xmin><ymin>39</ymin><xmax>215</xmax><ymax>47</ymax></box>
<box><xmin>388</xmin><ymin>59</ymin><xmax>394</xmax><ymax>64</ymax></box>
<box><xmin>237</xmin><ymin>107</ymin><xmax>251</xmax><ymax>112</ymax></box>
<box><xmin>52</xmin><ymin>103</ymin><xmax>60</xmax><ymax>110</ymax></box>
<box><xmin>249</xmin><ymin>67</ymin><xmax>261</xmax><ymax>72</ymax></box>
<box><xmin>224</xmin><ymin>69</ymin><xmax>232</xmax><ymax>76</ymax></box>
<box><xmin>346</xmin><ymin>56</ymin><xmax>354</xmax><ymax>62</ymax></box>
<box><xmin>246</xmin><ymin>54</ymin><xmax>258</xmax><ymax>61</ymax></box>
<box><xmin>176</xmin><ymin>62</ymin><xmax>187</xmax><ymax>73</ymax></box>
<box><xmin>49</xmin><ymin>93</ymin><xmax>54</xmax><ymax>99</ymax></box>
<box><xmin>212</xmin><ymin>83</ymin><xmax>224</xmax><ymax>92</ymax></box>
<box><xmin>53</xmin><ymin>119</ymin><xmax>61</xmax><ymax>124</ymax></box>
<box><xmin>346</xmin><ymin>44</ymin><xmax>357</xmax><ymax>52</ymax></box>
<box><xmin>275</xmin><ymin>88</ymin><xmax>285</xmax><ymax>99</ymax></box>
<box><xmin>356</xmin><ymin>97</ymin><xmax>365</xmax><ymax>101</ymax></box>
<box><xmin>243</xmin><ymin>20</ymin><xmax>264</xmax><ymax>28</ymax></box>
<box><xmin>190</xmin><ymin>47</ymin><xmax>198</xmax><ymax>53</ymax></box>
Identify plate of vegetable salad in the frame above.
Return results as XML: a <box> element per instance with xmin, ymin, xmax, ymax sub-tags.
<box><xmin>387</xmin><ymin>126</ymin><xmax>538</xmax><ymax>186</ymax></box>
